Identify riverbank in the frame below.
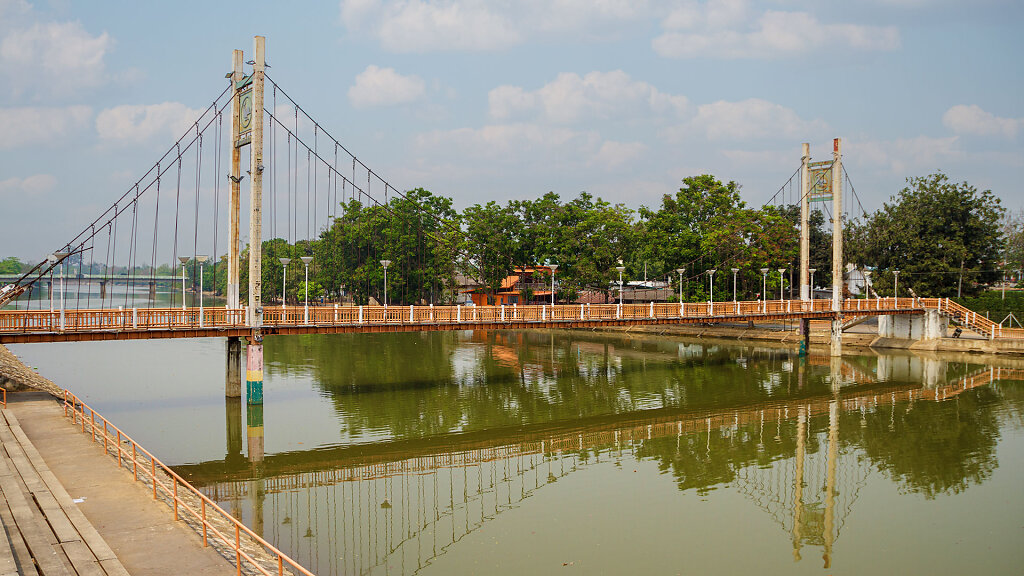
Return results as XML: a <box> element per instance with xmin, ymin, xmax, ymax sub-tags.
<box><xmin>583</xmin><ymin>323</ymin><xmax>1024</xmax><ymax>356</ymax></box>
<box><xmin>0</xmin><ymin>343</ymin><xmax>62</xmax><ymax>395</ymax></box>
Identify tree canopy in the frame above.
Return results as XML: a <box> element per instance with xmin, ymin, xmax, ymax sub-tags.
<box><xmin>848</xmin><ymin>173</ymin><xmax>1004</xmax><ymax>297</ymax></box>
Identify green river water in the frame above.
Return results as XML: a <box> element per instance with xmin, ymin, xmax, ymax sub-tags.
<box><xmin>10</xmin><ymin>329</ymin><xmax>1024</xmax><ymax>575</ymax></box>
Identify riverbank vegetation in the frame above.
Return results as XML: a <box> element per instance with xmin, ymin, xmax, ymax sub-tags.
<box><xmin>4</xmin><ymin>171</ymin><xmax>1012</xmax><ymax>308</ymax></box>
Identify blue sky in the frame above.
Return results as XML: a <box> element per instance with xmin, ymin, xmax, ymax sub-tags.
<box><xmin>1</xmin><ymin>0</ymin><xmax>1022</xmax><ymax>260</ymax></box>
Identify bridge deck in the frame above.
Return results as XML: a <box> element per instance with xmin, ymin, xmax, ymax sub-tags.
<box><xmin>2</xmin><ymin>297</ymin><xmax>1020</xmax><ymax>344</ymax></box>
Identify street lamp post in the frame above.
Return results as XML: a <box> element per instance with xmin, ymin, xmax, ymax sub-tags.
<box><xmin>178</xmin><ymin>256</ymin><xmax>190</xmax><ymax>310</ymax></box>
<box><xmin>809</xmin><ymin>268</ymin><xmax>817</xmax><ymax>301</ymax></box>
<box><xmin>196</xmin><ymin>255</ymin><xmax>208</xmax><ymax>327</ymax></box>
<box><xmin>616</xmin><ymin>265</ymin><xmax>625</xmax><ymax>314</ymax></box>
<box><xmin>380</xmin><ymin>260</ymin><xmax>391</xmax><ymax>308</ymax></box>
<box><xmin>760</xmin><ymin>268</ymin><xmax>769</xmax><ymax>313</ymax></box>
<box><xmin>676</xmin><ymin>268</ymin><xmax>685</xmax><ymax>303</ymax></box>
<box><xmin>707</xmin><ymin>269</ymin><xmax>717</xmax><ymax>309</ymax></box>
<box><xmin>46</xmin><ymin>254</ymin><xmax>56</xmax><ymax>313</ymax></box>
<box><xmin>279</xmin><ymin>258</ymin><xmax>291</xmax><ymax>311</ymax></box>
<box><xmin>893</xmin><ymin>269</ymin><xmax>900</xmax><ymax>305</ymax></box>
<box><xmin>549</xmin><ymin>264</ymin><xmax>558</xmax><ymax>306</ymax></box>
<box><xmin>301</xmin><ymin>256</ymin><xmax>313</xmax><ymax>324</ymax></box>
<box><xmin>731</xmin><ymin>268</ymin><xmax>739</xmax><ymax>302</ymax></box>
<box><xmin>778</xmin><ymin>269</ymin><xmax>786</xmax><ymax>301</ymax></box>
<box><xmin>52</xmin><ymin>252</ymin><xmax>69</xmax><ymax>330</ymax></box>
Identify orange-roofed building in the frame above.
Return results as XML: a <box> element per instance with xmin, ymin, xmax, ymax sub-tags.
<box><xmin>468</xmin><ymin>265</ymin><xmax>557</xmax><ymax>306</ymax></box>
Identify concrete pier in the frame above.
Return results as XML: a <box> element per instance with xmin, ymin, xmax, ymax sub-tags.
<box><xmin>878</xmin><ymin>309</ymin><xmax>947</xmax><ymax>340</ymax></box>
<box><xmin>225</xmin><ymin>337</ymin><xmax>241</xmax><ymax>398</ymax></box>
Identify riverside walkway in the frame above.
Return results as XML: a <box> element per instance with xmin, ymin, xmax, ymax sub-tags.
<box><xmin>0</xmin><ymin>392</ymin><xmax>234</xmax><ymax>575</ymax></box>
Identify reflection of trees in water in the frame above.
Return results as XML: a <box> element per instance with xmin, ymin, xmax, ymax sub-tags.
<box><xmin>638</xmin><ymin>385</ymin><xmax>1006</xmax><ymax>501</ymax></box>
<box><xmin>637</xmin><ymin>422</ymin><xmax>813</xmax><ymax>495</ymax></box>
<box><xmin>841</xmin><ymin>386</ymin><xmax>1002</xmax><ymax>499</ymax></box>
<box><xmin>263</xmin><ymin>331</ymin><xmax>841</xmax><ymax>441</ymax></box>
<box><xmin>193</xmin><ymin>375</ymin><xmax>1018</xmax><ymax>575</ymax></box>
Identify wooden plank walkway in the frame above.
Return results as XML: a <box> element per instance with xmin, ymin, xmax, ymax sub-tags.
<box><xmin>0</xmin><ymin>404</ymin><xmax>127</xmax><ymax>575</ymax></box>
<box><xmin>0</xmin><ymin>393</ymin><xmax>235</xmax><ymax>576</ymax></box>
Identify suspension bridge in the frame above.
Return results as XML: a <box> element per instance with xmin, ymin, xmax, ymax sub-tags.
<box><xmin>1</xmin><ymin>35</ymin><xmax>1020</xmax><ymax>399</ymax></box>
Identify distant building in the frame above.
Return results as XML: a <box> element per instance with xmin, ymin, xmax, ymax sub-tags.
<box><xmin>468</xmin><ymin>265</ymin><xmax>556</xmax><ymax>306</ymax></box>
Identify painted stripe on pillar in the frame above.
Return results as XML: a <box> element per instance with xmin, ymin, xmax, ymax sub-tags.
<box><xmin>246</xmin><ymin>344</ymin><xmax>263</xmax><ymax>404</ymax></box>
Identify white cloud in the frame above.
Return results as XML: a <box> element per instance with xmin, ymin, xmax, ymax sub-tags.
<box><xmin>0</xmin><ymin>106</ymin><xmax>92</xmax><ymax>149</ymax></box>
<box><xmin>0</xmin><ymin>173</ymin><xmax>57</xmax><ymax>196</ymax></box>
<box><xmin>339</xmin><ymin>0</ymin><xmax>646</xmax><ymax>52</ymax></box>
<box><xmin>847</xmin><ymin>135</ymin><xmax>961</xmax><ymax>175</ymax></box>
<box><xmin>345</xmin><ymin>0</ymin><xmax>520</xmax><ymax>52</ymax></box>
<box><xmin>688</xmin><ymin>98</ymin><xmax>826</xmax><ymax>141</ymax></box>
<box><xmin>489</xmin><ymin>70</ymin><xmax>687</xmax><ymax>123</ymax></box>
<box><xmin>95</xmin><ymin>102</ymin><xmax>203</xmax><ymax>143</ymax></box>
<box><xmin>0</xmin><ymin>0</ymin><xmax>31</xmax><ymax>18</ymax></box>
<box><xmin>942</xmin><ymin>104</ymin><xmax>1022</xmax><ymax>138</ymax></box>
<box><xmin>413</xmin><ymin>122</ymin><xmax>647</xmax><ymax>185</ymax></box>
<box><xmin>348</xmin><ymin>65</ymin><xmax>426</xmax><ymax>108</ymax></box>
<box><xmin>416</xmin><ymin>123</ymin><xmax>601</xmax><ymax>166</ymax></box>
<box><xmin>653</xmin><ymin>2</ymin><xmax>899</xmax><ymax>59</ymax></box>
<box><xmin>0</xmin><ymin>21</ymin><xmax>112</xmax><ymax>94</ymax></box>
<box><xmin>590</xmin><ymin>140</ymin><xmax>647</xmax><ymax>170</ymax></box>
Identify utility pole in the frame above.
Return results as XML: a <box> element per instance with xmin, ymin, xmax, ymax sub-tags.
<box><xmin>228</xmin><ymin>49</ymin><xmax>243</xmax><ymax>310</ymax></box>
<box><xmin>799</xmin><ymin>143</ymin><xmax>811</xmax><ymax>356</ymax></box>
<box><xmin>830</xmin><ymin>138</ymin><xmax>843</xmax><ymax>357</ymax></box>
<box><xmin>800</xmin><ymin>142</ymin><xmax>810</xmax><ymax>301</ymax></box>
<box><xmin>248</xmin><ymin>35</ymin><xmax>265</xmax><ymax>333</ymax></box>
<box><xmin>225</xmin><ymin>47</ymin><xmax>244</xmax><ymax>401</ymax></box>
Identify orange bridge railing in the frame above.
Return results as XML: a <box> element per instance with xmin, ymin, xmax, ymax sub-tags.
<box><xmin>61</xmin><ymin>390</ymin><xmax>315</xmax><ymax>576</ymax></box>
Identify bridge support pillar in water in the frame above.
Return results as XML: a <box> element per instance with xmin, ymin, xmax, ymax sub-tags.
<box><xmin>225</xmin><ymin>396</ymin><xmax>243</xmax><ymax>463</ymax></box>
<box><xmin>148</xmin><ymin>281</ymin><xmax>156</xmax><ymax>302</ymax></box>
<box><xmin>246</xmin><ymin>343</ymin><xmax>263</xmax><ymax>405</ymax></box>
<box><xmin>246</xmin><ymin>403</ymin><xmax>264</xmax><ymax>464</ymax></box>
<box><xmin>830</xmin><ymin>319</ymin><xmax>843</xmax><ymax>357</ymax></box>
<box><xmin>246</xmin><ymin>401</ymin><xmax>265</xmax><ymax>537</ymax></box>
<box><xmin>799</xmin><ymin>319</ymin><xmax>810</xmax><ymax>356</ymax></box>
<box><xmin>98</xmin><ymin>280</ymin><xmax>106</xmax><ymax>300</ymax></box>
<box><xmin>226</xmin><ymin>337</ymin><xmax>242</xmax><ymax>397</ymax></box>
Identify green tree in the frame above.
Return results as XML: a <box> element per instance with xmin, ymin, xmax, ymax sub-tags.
<box><xmin>550</xmin><ymin>192</ymin><xmax>634</xmax><ymax>300</ymax></box>
<box><xmin>849</xmin><ymin>173</ymin><xmax>1004</xmax><ymax>297</ymax></box>
<box><xmin>0</xmin><ymin>257</ymin><xmax>24</xmax><ymax>274</ymax></box>
<box><xmin>314</xmin><ymin>188</ymin><xmax>459</xmax><ymax>306</ymax></box>
<box><xmin>634</xmin><ymin>175</ymin><xmax>795</xmax><ymax>300</ymax></box>
<box><xmin>1001</xmin><ymin>208</ymin><xmax>1024</xmax><ymax>276</ymax></box>
<box><xmin>462</xmin><ymin>201</ymin><xmax>521</xmax><ymax>303</ymax></box>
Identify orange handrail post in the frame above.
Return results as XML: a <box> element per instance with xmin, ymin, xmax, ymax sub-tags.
<box><xmin>58</xmin><ymin>388</ymin><xmax>318</xmax><ymax>576</ymax></box>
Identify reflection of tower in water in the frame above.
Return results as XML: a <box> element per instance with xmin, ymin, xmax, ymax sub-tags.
<box><xmin>736</xmin><ymin>360</ymin><xmax>871</xmax><ymax>568</ymax></box>
<box><xmin>734</xmin><ymin>401</ymin><xmax>872</xmax><ymax>569</ymax></box>
<box><xmin>201</xmin><ymin>361</ymin><xmax>1018</xmax><ymax>575</ymax></box>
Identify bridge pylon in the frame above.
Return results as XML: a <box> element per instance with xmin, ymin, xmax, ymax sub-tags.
<box><xmin>227</xmin><ymin>36</ymin><xmax>267</xmax><ymax>404</ymax></box>
<box><xmin>830</xmin><ymin>138</ymin><xmax>843</xmax><ymax>357</ymax></box>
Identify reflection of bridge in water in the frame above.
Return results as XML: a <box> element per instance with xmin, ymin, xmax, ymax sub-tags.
<box><xmin>180</xmin><ymin>363</ymin><xmax>1024</xmax><ymax>575</ymax></box>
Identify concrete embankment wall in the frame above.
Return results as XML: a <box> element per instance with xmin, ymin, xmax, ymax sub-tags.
<box><xmin>585</xmin><ymin>324</ymin><xmax>1024</xmax><ymax>356</ymax></box>
<box><xmin>0</xmin><ymin>344</ymin><xmax>62</xmax><ymax>396</ymax></box>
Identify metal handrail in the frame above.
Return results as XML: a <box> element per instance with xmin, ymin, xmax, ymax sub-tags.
<box><xmin>4</xmin><ymin>297</ymin><xmax>1021</xmax><ymax>339</ymax></box>
<box><xmin>61</xmin><ymin>390</ymin><xmax>315</xmax><ymax>576</ymax></box>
